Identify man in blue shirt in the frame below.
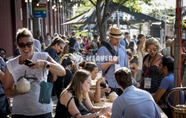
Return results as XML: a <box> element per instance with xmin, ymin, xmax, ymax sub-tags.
<box><xmin>153</xmin><ymin>56</ymin><xmax>180</xmax><ymax>118</ymax></box>
<box><xmin>111</xmin><ymin>67</ymin><xmax>161</xmax><ymax>118</ymax></box>
<box><xmin>96</xmin><ymin>27</ymin><xmax>129</xmax><ymax>95</ymax></box>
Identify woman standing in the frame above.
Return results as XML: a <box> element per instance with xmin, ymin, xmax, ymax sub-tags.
<box><xmin>140</xmin><ymin>38</ymin><xmax>163</xmax><ymax>93</ymax></box>
<box><xmin>136</xmin><ymin>34</ymin><xmax>146</xmax><ymax>70</ymax></box>
<box><xmin>4</xmin><ymin>28</ymin><xmax>66</xmax><ymax>118</ymax></box>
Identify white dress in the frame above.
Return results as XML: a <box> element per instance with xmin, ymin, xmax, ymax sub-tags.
<box><xmin>6</xmin><ymin>52</ymin><xmax>52</xmax><ymax>115</ymax></box>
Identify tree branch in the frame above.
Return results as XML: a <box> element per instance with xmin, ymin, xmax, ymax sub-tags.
<box><xmin>96</xmin><ymin>0</ymin><xmax>102</xmax><ymax>25</ymax></box>
<box><xmin>102</xmin><ymin>0</ymin><xmax>129</xmax><ymax>25</ymax></box>
<box><xmin>89</xmin><ymin>0</ymin><xmax>96</xmax><ymax>7</ymax></box>
<box><xmin>102</xmin><ymin>0</ymin><xmax>110</xmax><ymax>24</ymax></box>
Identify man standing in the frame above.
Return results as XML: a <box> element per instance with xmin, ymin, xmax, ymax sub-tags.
<box><xmin>111</xmin><ymin>67</ymin><xmax>161</xmax><ymax>118</ymax></box>
<box><xmin>153</xmin><ymin>56</ymin><xmax>178</xmax><ymax>118</ymax></box>
<box><xmin>96</xmin><ymin>27</ymin><xmax>129</xmax><ymax>95</ymax></box>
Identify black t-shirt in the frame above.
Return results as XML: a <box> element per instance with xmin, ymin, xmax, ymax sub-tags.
<box><xmin>44</xmin><ymin>46</ymin><xmax>60</xmax><ymax>63</ymax></box>
<box><xmin>54</xmin><ymin>69</ymin><xmax>73</xmax><ymax>99</ymax></box>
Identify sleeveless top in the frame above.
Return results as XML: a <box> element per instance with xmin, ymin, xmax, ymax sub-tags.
<box><xmin>140</xmin><ymin>65</ymin><xmax>162</xmax><ymax>93</ymax></box>
<box><xmin>6</xmin><ymin>52</ymin><xmax>52</xmax><ymax>115</ymax></box>
<box><xmin>55</xmin><ymin>90</ymin><xmax>90</xmax><ymax>118</ymax></box>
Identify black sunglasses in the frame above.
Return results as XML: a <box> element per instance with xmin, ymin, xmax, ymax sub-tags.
<box><xmin>0</xmin><ymin>52</ymin><xmax>5</xmax><ymax>55</ymax></box>
<box><xmin>18</xmin><ymin>42</ymin><xmax>33</xmax><ymax>48</ymax></box>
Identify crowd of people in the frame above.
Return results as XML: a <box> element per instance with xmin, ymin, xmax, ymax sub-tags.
<box><xmin>0</xmin><ymin>26</ymin><xmax>184</xmax><ymax>118</ymax></box>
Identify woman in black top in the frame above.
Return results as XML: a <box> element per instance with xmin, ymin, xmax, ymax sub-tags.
<box><xmin>55</xmin><ymin>70</ymin><xmax>110</xmax><ymax>118</ymax></box>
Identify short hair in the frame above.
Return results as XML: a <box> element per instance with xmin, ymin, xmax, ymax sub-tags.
<box><xmin>68</xmin><ymin>38</ymin><xmax>76</xmax><ymax>48</ymax></box>
<box><xmin>144</xmin><ymin>38</ymin><xmax>162</xmax><ymax>52</ymax></box>
<box><xmin>124</xmin><ymin>32</ymin><xmax>129</xmax><ymax>35</ymax></box>
<box><xmin>16</xmin><ymin>28</ymin><xmax>33</xmax><ymax>43</ymax></box>
<box><xmin>161</xmin><ymin>56</ymin><xmax>174</xmax><ymax>72</ymax></box>
<box><xmin>114</xmin><ymin>67</ymin><xmax>132</xmax><ymax>89</ymax></box>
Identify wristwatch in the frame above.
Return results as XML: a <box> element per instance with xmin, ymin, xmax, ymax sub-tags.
<box><xmin>46</xmin><ymin>62</ymin><xmax>50</xmax><ymax>69</ymax></box>
<box><xmin>44</xmin><ymin>61</ymin><xmax>50</xmax><ymax>69</ymax></box>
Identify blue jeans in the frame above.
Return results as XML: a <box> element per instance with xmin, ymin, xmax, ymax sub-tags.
<box><xmin>12</xmin><ymin>112</ymin><xmax>52</xmax><ymax>118</ymax></box>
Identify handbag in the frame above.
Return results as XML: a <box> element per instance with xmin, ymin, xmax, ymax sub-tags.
<box><xmin>38</xmin><ymin>66</ymin><xmax>53</xmax><ymax>104</ymax></box>
<box><xmin>39</xmin><ymin>81</ymin><xmax>53</xmax><ymax>104</ymax></box>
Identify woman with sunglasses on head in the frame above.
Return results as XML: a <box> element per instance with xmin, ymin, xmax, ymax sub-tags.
<box><xmin>79</xmin><ymin>61</ymin><xmax>110</xmax><ymax>103</ymax></box>
<box><xmin>3</xmin><ymin>28</ymin><xmax>66</xmax><ymax>118</ymax></box>
<box><xmin>55</xmin><ymin>69</ymin><xmax>110</xmax><ymax>118</ymax></box>
<box><xmin>129</xmin><ymin>54</ymin><xmax>142</xmax><ymax>87</ymax></box>
<box><xmin>140</xmin><ymin>38</ymin><xmax>163</xmax><ymax>94</ymax></box>
<box><xmin>45</xmin><ymin>37</ymin><xmax>66</xmax><ymax>63</ymax></box>
<box><xmin>44</xmin><ymin>37</ymin><xmax>66</xmax><ymax>96</ymax></box>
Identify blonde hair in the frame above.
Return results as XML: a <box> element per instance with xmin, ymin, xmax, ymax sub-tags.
<box><xmin>144</xmin><ymin>38</ymin><xmax>162</xmax><ymax>52</ymax></box>
<box><xmin>62</xmin><ymin>69</ymin><xmax>90</xmax><ymax>104</ymax></box>
<box><xmin>16</xmin><ymin>28</ymin><xmax>34</xmax><ymax>43</ymax></box>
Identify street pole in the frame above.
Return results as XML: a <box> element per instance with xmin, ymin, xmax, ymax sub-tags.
<box><xmin>116</xmin><ymin>11</ymin><xmax>120</xmax><ymax>27</ymax></box>
<box><xmin>29</xmin><ymin>1</ymin><xmax>33</xmax><ymax>33</ymax></box>
<box><xmin>174</xmin><ymin>0</ymin><xmax>182</xmax><ymax>104</ymax></box>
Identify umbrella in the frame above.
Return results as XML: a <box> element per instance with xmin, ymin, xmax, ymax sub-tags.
<box><xmin>62</xmin><ymin>2</ymin><xmax>160</xmax><ymax>25</ymax></box>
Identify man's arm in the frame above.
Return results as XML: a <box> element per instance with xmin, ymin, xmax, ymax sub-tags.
<box><xmin>153</xmin><ymin>88</ymin><xmax>166</xmax><ymax>103</ymax></box>
<box><xmin>0</xmin><ymin>70</ymin><xmax>4</xmax><ymax>84</ymax></box>
<box><xmin>96</xmin><ymin>46</ymin><xmax>118</xmax><ymax>71</ymax></box>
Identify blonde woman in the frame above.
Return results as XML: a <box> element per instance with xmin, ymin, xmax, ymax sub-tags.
<box><xmin>140</xmin><ymin>38</ymin><xmax>163</xmax><ymax>93</ymax></box>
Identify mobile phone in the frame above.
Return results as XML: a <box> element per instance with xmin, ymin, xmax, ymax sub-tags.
<box><xmin>24</xmin><ymin>59</ymin><xmax>35</xmax><ymax>67</ymax></box>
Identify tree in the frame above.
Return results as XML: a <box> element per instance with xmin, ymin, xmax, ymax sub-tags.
<box><xmin>83</xmin><ymin>0</ymin><xmax>153</xmax><ymax>41</ymax></box>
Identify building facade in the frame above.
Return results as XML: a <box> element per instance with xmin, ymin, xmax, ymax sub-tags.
<box><xmin>0</xmin><ymin>0</ymin><xmax>74</xmax><ymax>57</ymax></box>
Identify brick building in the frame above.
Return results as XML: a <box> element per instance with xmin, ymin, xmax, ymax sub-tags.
<box><xmin>0</xmin><ymin>0</ymin><xmax>73</xmax><ymax>57</ymax></box>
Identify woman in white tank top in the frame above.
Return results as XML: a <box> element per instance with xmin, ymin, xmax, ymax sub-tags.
<box><xmin>3</xmin><ymin>28</ymin><xmax>66</xmax><ymax>118</ymax></box>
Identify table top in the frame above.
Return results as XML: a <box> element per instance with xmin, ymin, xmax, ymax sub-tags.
<box><xmin>93</xmin><ymin>100</ymin><xmax>168</xmax><ymax>118</ymax></box>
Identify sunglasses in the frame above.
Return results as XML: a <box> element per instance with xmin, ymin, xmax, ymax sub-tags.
<box><xmin>147</xmin><ymin>48</ymin><xmax>157</xmax><ymax>52</ymax></box>
<box><xmin>18</xmin><ymin>42</ymin><xmax>33</xmax><ymax>48</ymax></box>
<box><xmin>0</xmin><ymin>52</ymin><xmax>5</xmax><ymax>55</ymax></box>
<box><xmin>130</xmin><ymin>67</ymin><xmax>135</xmax><ymax>70</ymax></box>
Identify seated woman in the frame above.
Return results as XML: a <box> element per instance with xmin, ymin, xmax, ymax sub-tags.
<box><xmin>129</xmin><ymin>54</ymin><xmax>142</xmax><ymax>87</ymax></box>
<box><xmin>55</xmin><ymin>70</ymin><xmax>110</xmax><ymax>118</ymax></box>
<box><xmin>79</xmin><ymin>61</ymin><xmax>110</xmax><ymax>103</ymax></box>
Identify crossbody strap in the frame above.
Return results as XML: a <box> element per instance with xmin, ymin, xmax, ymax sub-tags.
<box><xmin>144</xmin><ymin>56</ymin><xmax>162</xmax><ymax>76</ymax></box>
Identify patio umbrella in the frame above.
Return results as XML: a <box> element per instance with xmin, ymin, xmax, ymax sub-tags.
<box><xmin>62</xmin><ymin>2</ymin><xmax>160</xmax><ymax>25</ymax></box>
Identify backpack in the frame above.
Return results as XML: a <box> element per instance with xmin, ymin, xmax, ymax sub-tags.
<box><xmin>100</xmin><ymin>41</ymin><xmax>117</xmax><ymax>75</ymax></box>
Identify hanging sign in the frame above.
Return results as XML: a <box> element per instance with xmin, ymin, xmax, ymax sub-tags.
<box><xmin>33</xmin><ymin>4</ymin><xmax>46</xmax><ymax>18</ymax></box>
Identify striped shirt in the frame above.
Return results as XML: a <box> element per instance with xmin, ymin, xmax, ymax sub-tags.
<box><xmin>111</xmin><ymin>86</ymin><xmax>161</xmax><ymax>118</ymax></box>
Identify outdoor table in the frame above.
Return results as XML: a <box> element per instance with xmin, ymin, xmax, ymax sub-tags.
<box><xmin>93</xmin><ymin>100</ymin><xmax>168</xmax><ymax>118</ymax></box>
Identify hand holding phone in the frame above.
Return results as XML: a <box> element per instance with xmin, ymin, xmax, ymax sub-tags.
<box><xmin>24</xmin><ymin>59</ymin><xmax>35</xmax><ymax>67</ymax></box>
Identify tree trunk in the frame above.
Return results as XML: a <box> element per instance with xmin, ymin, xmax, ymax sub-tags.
<box><xmin>98</xmin><ymin>23</ymin><xmax>107</xmax><ymax>41</ymax></box>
